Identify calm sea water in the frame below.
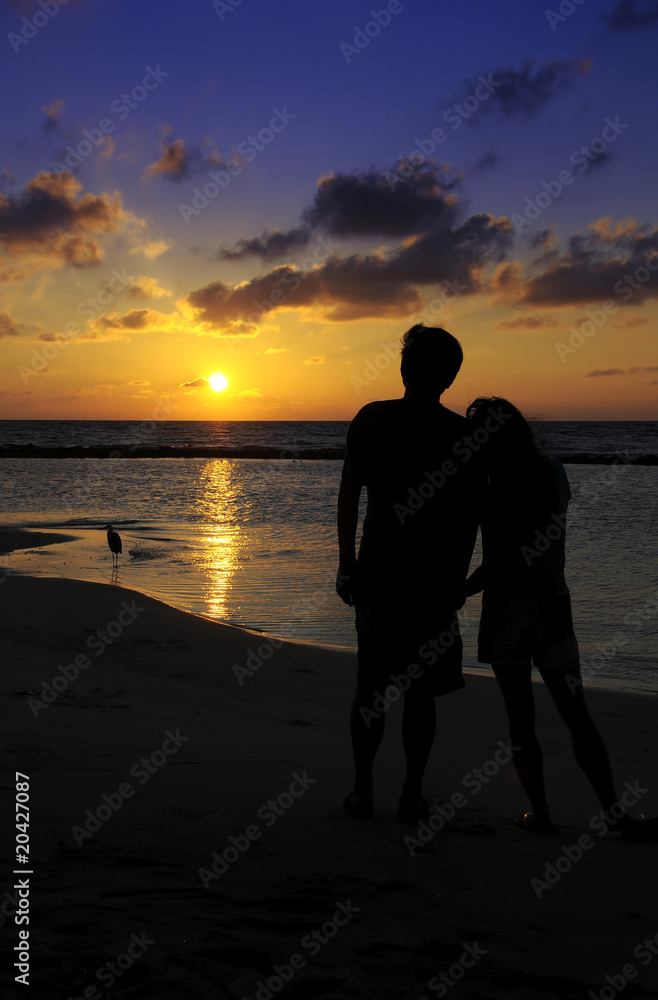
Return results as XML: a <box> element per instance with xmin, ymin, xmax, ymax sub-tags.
<box><xmin>1</xmin><ymin>421</ymin><xmax>657</xmax><ymax>693</ymax></box>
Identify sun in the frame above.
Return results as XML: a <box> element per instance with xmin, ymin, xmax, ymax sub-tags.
<box><xmin>209</xmin><ymin>373</ymin><xmax>229</xmax><ymax>392</ymax></box>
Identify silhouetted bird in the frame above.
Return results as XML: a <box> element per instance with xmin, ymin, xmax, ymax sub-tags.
<box><xmin>104</xmin><ymin>524</ymin><xmax>122</xmax><ymax>567</ymax></box>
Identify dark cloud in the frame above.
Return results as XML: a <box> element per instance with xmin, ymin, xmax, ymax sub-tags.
<box><xmin>42</xmin><ymin>99</ymin><xmax>65</xmax><ymax>134</ymax></box>
<box><xmin>629</xmin><ymin>365</ymin><xmax>658</xmax><ymax>373</ymax></box>
<box><xmin>476</xmin><ymin>59</ymin><xmax>592</xmax><ymax>120</ymax></box>
<box><xmin>179</xmin><ymin>377</ymin><xmax>209</xmax><ymax>387</ymax></box>
<box><xmin>502</xmin><ymin>223</ymin><xmax>658</xmax><ymax>306</ymax></box>
<box><xmin>0</xmin><ymin>171</ymin><xmax>129</xmax><ymax>274</ymax></box>
<box><xmin>188</xmin><ymin>202</ymin><xmax>512</xmax><ymax>327</ymax></box>
<box><xmin>214</xmin><ymin>226</ymin><xmax>311</xmax><ymax>262</ymax></box>
<box><xmin>586</xmin><ymin>368</ymin><xmax>626</xmax><ymax>376</ymax></box>
<box><xmin>472</xmin><ymin>148</ymin><xmax>500</xmax><ymax>173</ymax></box>
<box><xmin>142</xmin><ymin>138</ymin><xmax>225</xmax><ymax>183</ymax></box>
<box><xmin>98</xmin><ymin>309</ymin><xmax>154</xmax><ymax>330</ymax></box>
<box><xmin>0</xmin><ymin>312</ymin><xmax>22</xmax><ymax>338</ymax></box>
<box><xmin>601</xmin><ymin>0</ymin><xmax>658</xmax><ymax>30</ymax></box>
<box><xmin>213</xmin><ymin>166</ymin><xmax>462</xmax><ymax>261</ymax></box>
<box><xmin>495</xmin><ymin>314</ymin><xmax>557</xmax><ymax>330</ymax></box>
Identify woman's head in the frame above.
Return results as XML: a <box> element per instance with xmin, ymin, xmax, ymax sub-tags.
<box><xmin>466</xmin><ymin>396</ymin><xmax>543</xmax><ymax>467</ymax></box>
<box><xmin>400</xmin><ymin>324</ymin><xmax>463</xmax><ymax>395</ymax></box>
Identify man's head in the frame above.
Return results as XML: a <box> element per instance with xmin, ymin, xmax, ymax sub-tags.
<box><xmin>400</xmin><ymin>324</ymin><xmax>463</xmax><ymax>395</ymax></box>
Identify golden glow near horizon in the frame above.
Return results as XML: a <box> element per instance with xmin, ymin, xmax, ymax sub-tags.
<box><xmin>209</xmin><ymin>373</ymin><xmax>229</xmax><ymax>392</ymax></box>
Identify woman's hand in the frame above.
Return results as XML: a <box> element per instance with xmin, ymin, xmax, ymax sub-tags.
<box><xmin>336</xmin><ymin>563</ymin><xmax>358</xmax><ymax>606</ymax></box>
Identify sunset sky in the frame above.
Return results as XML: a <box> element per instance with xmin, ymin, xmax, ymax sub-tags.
<box><xmin>1</xmin><ymin>0</ymin><xmax>657</xmax><ymax>421</ymax></box>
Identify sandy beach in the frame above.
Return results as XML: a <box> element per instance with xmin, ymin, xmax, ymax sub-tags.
<box><xmin>2</xmin><ymin>529</ymin><xmax>658</xmax><ymax>1000</ymax></box>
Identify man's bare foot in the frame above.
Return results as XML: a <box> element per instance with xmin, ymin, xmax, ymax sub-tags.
<box><xmin>512</xmin><ymin>811</ymin><xmax>559</xmax><ymax>832</ymax></box>
<box><xmin>343</xmin><ymin>790</ymin><xmax>374</xmax><ymax>821</ymax></box>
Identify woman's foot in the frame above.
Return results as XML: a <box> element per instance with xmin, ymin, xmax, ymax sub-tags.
<box><xmin>343</xmin><ymin>789</ymin><xmax>374</xmax><ymax>821</ymax></box>
<box><xmin>615</xmin><ymin>815</ymin><xmax>658</xmax><ymax>841</ymax></box>
<box><xmin>512</xmin><ymin>811</ymin><xmax>559</xmax><ymax>832</ymax></box>
<box><xmin>397</xmin><ymin>792</ymin><xmax>430</xmax><ymax>824</ymax></box>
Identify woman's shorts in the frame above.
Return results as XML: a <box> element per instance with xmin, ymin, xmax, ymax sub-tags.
<box><xmin>478</xmin><ymin>590</ymin><xmax>579</xmax><ymax>670</ymax></box>
<box><xmin>354</xmin><ymin>590</ymin><xmax>465</xmax><ymax>697</ymax></box>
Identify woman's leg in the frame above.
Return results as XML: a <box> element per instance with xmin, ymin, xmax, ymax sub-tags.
<box><xmin>492</xmin><ymin>662</ymin><xmax>553</xmax><ymax>828</ymax></box>
<box><xmin>538</xmin><ymin>663</ymin><xmax>617</xmax><ymax>813</ymax></box>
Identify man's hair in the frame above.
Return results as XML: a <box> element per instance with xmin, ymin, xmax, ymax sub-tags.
<box><xmin>400</xmin><ymin>324</ymin><xmax>463</xmax><ymax>391</ymax></box>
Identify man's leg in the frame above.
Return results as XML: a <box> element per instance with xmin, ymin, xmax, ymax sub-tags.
<box><xmin>398</xmin><ymin>687</ymin><xmax>436</xmax><ymax>819</ymax></box>
<box><xmin>492</xmin><ymin>662</ymin><xmax>553</xmax><ymax>829</ymax></box>
<box><xmin>345</xmin><ymin>681</ymin><xmax>386</xmax><ymax>816</ymax></box>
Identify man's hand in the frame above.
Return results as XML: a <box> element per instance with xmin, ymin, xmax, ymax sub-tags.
<box><xmin>336</xmin><ymin>564</ymin><xmax>358</xmax><ymax>606</ymax></box>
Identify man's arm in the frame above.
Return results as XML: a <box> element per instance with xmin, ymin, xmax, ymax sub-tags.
<box><xmin>336</xmin><ymin>472</ymin><xmax>362</xmax><ymax>606</ymax></box>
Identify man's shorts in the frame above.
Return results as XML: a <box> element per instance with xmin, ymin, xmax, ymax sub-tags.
<box><xmin>354</xmin><ymin>590</ymin><xmax>465</xmax><ymax>697</ymax></box>
<box><xmin>477</xmin><ymin>590</ymin><xmax>580</xmax><ymax>670</ymax></box>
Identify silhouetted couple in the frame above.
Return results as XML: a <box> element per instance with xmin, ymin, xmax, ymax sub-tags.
<box><xmin>336</xmin><ymin>324</ymin><xmax>655</xmax><ymax>839</ymax></box>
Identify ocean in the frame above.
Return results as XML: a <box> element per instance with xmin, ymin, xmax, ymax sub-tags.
<box><xmin>1</xmin><ymin>419</ymin><xmax>657</xmax><ymax>694</ymax></box>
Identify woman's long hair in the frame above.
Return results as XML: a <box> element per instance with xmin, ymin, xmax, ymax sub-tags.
<box><xmin>466</xmin><ymin>396</ymin><xmax>545</xmax><ymax>470</ymax></box>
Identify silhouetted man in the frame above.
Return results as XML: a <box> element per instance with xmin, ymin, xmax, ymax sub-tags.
<box><xmin>336</xmin><ymin>324</ymin><xmax>478</xmax><ymax>822</ymax></box>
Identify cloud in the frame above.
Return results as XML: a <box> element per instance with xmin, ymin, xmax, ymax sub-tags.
<box><xmin>142</xmin><ymin>135</ymin><xmax>224</xmax><ymax>183</ymax></box>
<box><xmin>0</xmin><ymin>312</ymin><xmax>22</xmax><ymax>338</ymax></box>
<box><xmin>265</xmin><ymin>347</ymin><xmax>289</xmax><ymax>354</ymax></box>
<box><xmin>0</xmin><ymin>170</ymin><xmax>145</xmax><ymax>279</ymax></box>
<box><xmin>42</xmin><ymin>99</ymin><xmax>65</xmax><ymax>133</ymax></box>
<box><xmin>179</xmin><ymin>377</ymin><xmax>209</xmax><ymax>388</ymax></box>
<box><xmin>601</xmin><ymin>0</ymin><xmax>658</xmax><ymax>30</ymax></box>
<box><xmin>214</xmin><ymin>165</ymin><xmax>462</xmax><ymax>261</ymax></box>
<box><xmin>469</xmin><ymin>58</ymin><xmax>592</xmax><ymax>120</ymax></box>
<box><xmin>614</xmin><ymin>316</ymin><xmax>650</xmax><ymax>328</ymax></box>
<box><xmin>303</xmin><ymin>356</ymin><xmax>325</xmax><ymax>364</ymax></box>
<box><xmin>214</xmin><ymin>226</ymin><xmax>311</xmax><ymax>262</ymax></box>
<box><xmin>472</xmin><ymin>148</ymin><xmax>500</xmax><ymax>173</ymax></box>
<box><xmin>191</xmin><ymin>167</ymin><xmax>513</xmax><ymax>327</ymax></box>
<box><xmin>126</xmin><ymin>276</ymin><xmax>172</xmax><ymax>300</ymax></box>
<box><xmin>586</xmin><ymin>366</ymin><xmax>658</xmax><ymax>377</ymax></box>
<box><xmin>96</xmin><ymin>308</ymin><xmax>160</xmax><ymax>331</ymax></box>
<box><xmin>492</xmin><ymin>219</ymin><xmax>658</xmax><ymax>306</ymax></box>
<box><xmin>495</xmin><ymin>314</ymin><xmax>557</xmax><ymax>330</ymax></box>
<box><xmin>235</xmin><ymin>388</ymin><xmax>263</xmax><ymax>397</ymax></box>
<box><xmin>128</xmin><ymin>379</ymin><xmax>151</xmax><ymax>386</ymax></box>
<box><xmin>129</xmin><ymin>239</ymin><xmax>173</xmax><ymax>259</ymax></box>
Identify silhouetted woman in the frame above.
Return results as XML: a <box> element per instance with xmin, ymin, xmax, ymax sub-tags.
<box><xmin>465</xmin><ymin>396</ymin><xmax>654</xmax><ymax>839</ymax></box>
